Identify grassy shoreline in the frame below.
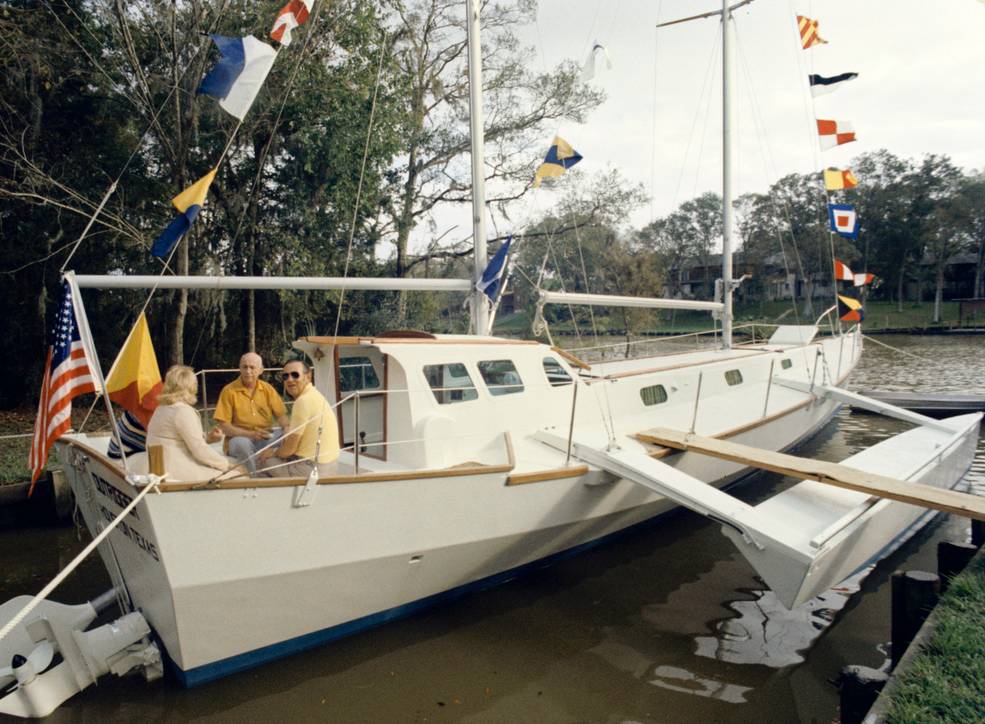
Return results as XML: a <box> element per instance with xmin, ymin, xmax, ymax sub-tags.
<box><xmin>882</xmin><ymin>551</ymin><xmax>985</xmax><ymax>722</ymax></box>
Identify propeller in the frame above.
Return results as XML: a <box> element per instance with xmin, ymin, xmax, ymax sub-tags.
<box><xmin>0</xmin><ymin>641</ymin><xmax>55</xmax><ymax>691</ymax></box>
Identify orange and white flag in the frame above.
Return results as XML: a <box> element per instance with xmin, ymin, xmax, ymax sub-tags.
<box><xmin>834</xmin><ymin>259</ymin><xmax>855</xmax><ymax>282</ymax></box>
<box><xmin>270</xmin><ymin>0</ymin><xmax>313</xmax><ymax>47</ymax></box>
<box><xmin>797</xmin><ymin>15</ymin><xmax>828</xmax><ymax>49</ymax></box>
<box><xmin>817</xmin><ymin>120</ymin><xmax>856</xmax><ymax>151</ymax></box>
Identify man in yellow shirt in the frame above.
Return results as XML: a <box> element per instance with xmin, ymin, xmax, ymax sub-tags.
<box><xmin>258</xmin><ymin>359</ymin><xmax>340</xmax><ymax>478</ymax></box>
<box><xmin>214</xmin><ymin>352</ymin><xmax>289</xmax><ymax>475</ymax></box>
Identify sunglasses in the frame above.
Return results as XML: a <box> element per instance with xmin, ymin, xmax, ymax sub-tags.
<box><xmin>281</xmin><ymin>370</ymin><xmax>303</xmax><ymax>381</ymax></box>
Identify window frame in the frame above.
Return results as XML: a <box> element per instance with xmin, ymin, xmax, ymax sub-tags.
<box><xmin>477</xmin><ymin>359</ymin><xmax>525</xmax><ymax>397</ymax></box>
<box><xmin>423</xmin><ymin>362</ymin><xmax>479</xmax><ymax>405</ymax></box>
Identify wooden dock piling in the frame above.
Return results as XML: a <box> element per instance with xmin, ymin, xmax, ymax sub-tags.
<box><xmin>890</xmin><ymin>570</ymin><xmax>939</xmax><ymax>669</ymax></box>
<box><xmin>838</xmin><ymin>665</ymin><xmax>888</xmax><ymax>724</ymax></box>
<box><xmin>937</xmin><ymin>540</ymin><xmax>977</xmax><ymax>593</ymax></box>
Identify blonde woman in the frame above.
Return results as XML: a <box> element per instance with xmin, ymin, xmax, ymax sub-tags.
<box><xmin>143</xmin><ymin>365</ymin><xmax>244</xmax><ymax>481</ymax></box>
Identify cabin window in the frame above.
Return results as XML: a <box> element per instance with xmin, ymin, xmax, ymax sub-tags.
<box><xmin>478</xmin><ymin>360</ymin><xmax>524</xmax><ymax>396</ymax></box>
<box><xmin>339</xmin><ymin>357</ymin><xmax>380</xmax><ymax>392</ymax></box>
<box><xmin>640</xmin><ymin>384</ymin><xmax>668</xmax><ymax>406</ymax></box>
<box><xmin>780</xmin><ymin>358</ymin><xmax>793</xmax><ymax>370</ymax></box>
<box><xmin>423</xmin><ymin>363</ymin><xmax>478</xmax><ymax>404</ymax></box>
<box><xmin>543</xmin><ymin>357</ymin><xmax>572</xmax><ymax>387</ymax></box>
<box><xmin>725</xmin><ymin>369</ymin><xmax>743</xmax><ymax>386</ymax></box>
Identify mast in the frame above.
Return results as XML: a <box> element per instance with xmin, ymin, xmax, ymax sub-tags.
<box><xmin>465</xmin><ymin>0</ymin><xmax>489</xmax><ymax>334</ymax></box>
<box><xmin>721</xmin><ymin>0</ymin><xmax>735</xmax><ymax>349</ymax></box>
<box><xmin>659</xmin><ymin>1</ymin><xmax>755</xmax><ymax>350</ymax></box>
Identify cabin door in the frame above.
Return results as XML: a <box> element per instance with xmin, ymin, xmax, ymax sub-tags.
<box><xmin>335</xmin><ymin>350</ymin><xmax>387</xmax><ymax>460</ymax></box>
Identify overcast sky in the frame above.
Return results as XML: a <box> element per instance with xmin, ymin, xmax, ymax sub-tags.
<box><xmin>518</xmin><ymin>0</ymin><xmax>985</xmax><ymax>226</ymax></box>
<box><xmin>415</xmin><ymin>1</ymin><xmax>985</xmax><ymax>254</ymax></box>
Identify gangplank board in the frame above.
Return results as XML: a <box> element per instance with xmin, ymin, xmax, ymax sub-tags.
<box><xmin>638</xmin><ymin>427</ymin><xmax>985</xmax><ymax>522</ymax></box>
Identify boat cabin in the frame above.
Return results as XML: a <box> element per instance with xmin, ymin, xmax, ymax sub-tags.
<box><xmin>294</xmin><ymin>332</ymin><xmax>578</xmax><ymax>470</ymax></box>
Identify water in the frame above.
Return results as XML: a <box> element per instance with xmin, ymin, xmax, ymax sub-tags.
<box><xmin>2</xmin><ymin>334</ymin><xmax>983</xmax><ymax>723</ymax></box>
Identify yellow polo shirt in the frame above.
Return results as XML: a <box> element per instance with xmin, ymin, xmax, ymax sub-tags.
<box><xmin>214</xmin><ymin>378</ymin><xmax>287</xmax><ymax>432</ymax></box>
<box><xmin>289</xmin><ymin>384</ymin><xmax>339</xmax><ymax>464</ymax></box>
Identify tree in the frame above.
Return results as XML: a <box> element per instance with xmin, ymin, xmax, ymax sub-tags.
<box><xmin>381</xmin><ymin>0</ymin><xmax>603</xmax><ymax>298</ymax></box>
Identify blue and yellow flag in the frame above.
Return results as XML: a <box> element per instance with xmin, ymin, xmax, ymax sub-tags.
<box><xmin>533</xmin><ymin>137</ymin><xmax>583</xmax><ymax>188</ymax></box>
<box><xmin>151</xmin><ymin>169</ymin><xmax>217</xmax><ymax>259</ymax></box>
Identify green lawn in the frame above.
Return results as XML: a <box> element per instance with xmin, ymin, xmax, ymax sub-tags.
<box><xmin>883</xmin><ymin>551</ymin><xmax>985</xmax><ymax>723</ymax></box>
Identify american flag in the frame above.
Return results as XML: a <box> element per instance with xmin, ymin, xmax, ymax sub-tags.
<box><xmin>28</xmin><ymin>281</ymin><xmax>96</xmax><ymax>490</ymax></box>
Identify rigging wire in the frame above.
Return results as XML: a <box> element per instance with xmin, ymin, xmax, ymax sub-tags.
<box><xmin>648</xmin><ymin>0</ymin><xmax>664</xmax><ymax>222</ymax></box>
<box><xmin>669</xmin><ymin>23</ymin><xmax>721</xmax><ymax>208</ymax></box>
<box><xmin>333</xmin><ymin>31</ymin><xmax>389</xmax><ymax>338</ymax></box>
<box><xmin>731</xmin><ymin>17</ymin><xmax>803</xmax><ymax>328</ymax></box>
<box><xmin>40</xmin><ymin>0</ymin><xmax>231</xmax><ymax>272</ymax></box>
<box><xmin>787</xmin><ymin>0</ymin><xmax>841</xmax><ymax>324</ymax></box>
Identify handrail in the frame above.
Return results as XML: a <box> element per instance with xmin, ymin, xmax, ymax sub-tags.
<box><xmin>813</xmin><ymin>304</ymin><xmax>838</xmax><ymax>331</ymax></box>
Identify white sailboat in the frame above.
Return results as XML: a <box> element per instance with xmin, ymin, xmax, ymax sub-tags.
<box><xmin>1</xmin><ymin>1</ymin><xmax>981</xmax><ymax>718</ymax></box>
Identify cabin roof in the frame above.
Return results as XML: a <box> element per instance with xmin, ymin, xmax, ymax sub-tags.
<box><xmin>299</xmin><ymin>333</ymin><xmax>540</xmax><ymax>347</ymax></box>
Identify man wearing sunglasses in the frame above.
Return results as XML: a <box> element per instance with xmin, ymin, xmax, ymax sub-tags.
<box><xmin>257</xmin><ymin>359</ymin><xmax>340</xmax><ymax>478</ymax></box>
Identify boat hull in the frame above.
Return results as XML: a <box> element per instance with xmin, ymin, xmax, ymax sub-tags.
<box><xmin>57</xmin><ymin>389</ymin><xmax>847</xmax><ymax>684</ymax></box>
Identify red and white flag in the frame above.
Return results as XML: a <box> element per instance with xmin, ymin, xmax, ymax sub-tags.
<box><xmin>270</xmin><ymin>0</ymin><xmax>313</xmax><ymax>47</ymax></box>
<box><xmin>834</xmin><ymin>259</ymin><xmax>855</xmax><ymax>282</ymax></box>
<box><xmin>854</xmin><ymin>272</ymin><xmax>875</xmax><ymax>287</ymax></box>
<box><xmin>797</xmin><ymin>15</ymin><xmax>828</xmax><ymax>49</ymax></box>
<box><xmin>29</xmin><ymin>281</ymin><xmax>96</xmax><ymax>491</ymax></box>
<box><xmin>817</xmin><ymin>120</ymin><xmax>857</xmax><ymax>151</ymax></box>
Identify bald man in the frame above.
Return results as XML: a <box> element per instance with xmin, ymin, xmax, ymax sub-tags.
<box><xmin>213</xmin><ymin>352</ymin><xmax>290</xmax><ymax>475</ymax></box>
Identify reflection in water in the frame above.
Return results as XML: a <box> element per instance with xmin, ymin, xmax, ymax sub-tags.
<box><xmin>693</xmin><ymin>567</ymin><xmax>874</xmax><ymax>668</ymax></box>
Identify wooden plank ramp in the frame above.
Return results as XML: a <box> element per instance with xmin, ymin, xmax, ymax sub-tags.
<box><xmin>637</xmin><ymin>427</ymin><xmax>985</xmax><ymax>522</ymax></box>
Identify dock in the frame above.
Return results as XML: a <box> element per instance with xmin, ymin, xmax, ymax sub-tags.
<box><xmin>854</xmin><ymin>390</ymin><xmax>985</xmax><ymax>418</ymax></box>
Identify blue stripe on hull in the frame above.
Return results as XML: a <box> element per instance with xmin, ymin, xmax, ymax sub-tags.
<box><xmin>172</xmin><ymin>404</ymin><xmax>844</xmax><ymax>687</ymax></box>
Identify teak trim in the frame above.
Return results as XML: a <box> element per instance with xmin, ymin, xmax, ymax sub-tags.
<box><xmin>506</xmin><ymin>465</ymin><xmax>590</xmax><ymax>486</ymax></box>
<box><xmin>67</xmin><ymin>433</ymin><xmax>515</xmax><ymax>494</ymax></box>
<box><xmin>551</xmin><ymin>346</ymin><xmax>591</xmax><ymax>370</ymax></box>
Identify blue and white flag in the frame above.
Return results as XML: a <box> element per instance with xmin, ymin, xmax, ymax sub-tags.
<box><xmin>476</xmin><ymin>236</ymin><xmax>513</xmax><ymax>301</ymax></box>
<box><xmin>198</xmin><ymin>35</ymin><xmax>277</xmax><ymax>120</ymax></box>
<box><xmin>828</xmin><ymin>203</ymin><xmax>859</xmax><ymax>239</ymax></box>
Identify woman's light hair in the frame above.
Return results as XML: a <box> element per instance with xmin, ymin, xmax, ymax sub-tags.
<box><xmin>159</xmin><ymin>365</ymin><xmax>198</xmax><ymax>406</ymax></box>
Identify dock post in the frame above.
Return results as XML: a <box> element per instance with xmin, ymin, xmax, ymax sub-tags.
<box><xmin>972</xmin><ymin>519</ymin><xmax>985</xmax><ymax>548</ymax></box>
<box><xmin>839</xmin><ymin>665</ymin><xmax>888</xmax><ymax>724</ymax></box>
<box><xmin>890</xmin><ymin>570</ymin><xmax>939</xmax><ymax>669</ymax></box>
<box><xmin>937</xmin><ymin>540</ymin><xmax>977</xmax><ymax>592</ymax></box>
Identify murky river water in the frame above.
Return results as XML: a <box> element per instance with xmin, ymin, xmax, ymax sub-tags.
<box><xmin>2</xmin><ymin>334</ymin><xmax>983</xmax><ymax>723</ymax></box>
